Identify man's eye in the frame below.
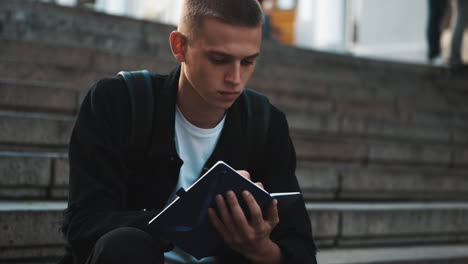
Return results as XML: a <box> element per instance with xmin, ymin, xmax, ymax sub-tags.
<box><xmin>211</xmin><ymin>58</ymin><xmax>227</xmax><ymax>64</ymax></box>
<box><xmin>241</xmin><ymin>60</ymin><xmax>254</xmax><ymax>66</ymax></box>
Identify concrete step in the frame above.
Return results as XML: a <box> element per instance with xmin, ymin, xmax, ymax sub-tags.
<box><xmin>292</xmin><ymin>134</ymin><xmax>468</xmax><ymax>167</ymax></box>
<box><xmin>1</xmin><ymin>201</ymin><xmax>468</xmax><ymax>261</ymax></box>
<box><xmin>2</xmin><ymin>55</ymin><xmax>465</xmax><ymax>134</ymax></box>
<box><xmin>0</xmin><ymin>144</ymin><xmax>68</xmax><ymax>154</ymax></box>
<box><xmin>0</xmin><ymin>91</ymin><xmax>464</xmax><ymax>152</ymax></box>
<box><xmin>296</xmin><ymin>161</ymin><xmax>468</xmax><ymax>201</ymax></box>
<box><xmin>2</xmin><ymin>0</ymin><xmax>467</xmax><ymax>97</ymax></box>
<box><xmin>407</xmin><ymin>110</ymin><xmax>468</xmax><ymax>131</ymax></box>
<box><xmin>0</xmin><ymin>79</ymin><xmax>80</xmax><ymax>114</ymax></box>
<box><xmin>0</xmin><ymin>58</ymin><xmax>108</xmax><ymax>90</ymax></box>
<box><xmin>318</xmin><ymin>244</ymin><xmax>468</xmax><ymax>264</ymax></box>
<box><xmin>2</xmin><ymin>5</ymin><xmax>467</xmax><ymax>108</ymax></box>
<box><xmin>1</xmin><ymin>39</ymin><xmax>466</xmax><ymax>129</ymax></box>
<box><xmin>0</xmin><ymin>77</ymin><xmax>465</xmax><ymax>153</ymax></box>
<box><xmin>266</xmin><ymin>89</ymin><xmax>468</xmax><ymax>129</ymax></box>
<box><xmin>0</xmin><ymin>57</ymin><xmax>177</xmax><ymax>92</ymax></box>
<box><xmin>7</xmin><ymin>0</ymin><xmax>466</xmax><ymax>88</ymax></box>
<box><xmin>257</xmin><ymin>73</ymin><xmax>468</xmax><ymax>127</ymax></box>
<box><xmin>260</xmin><ymin>40</ymin><xmax>448</xmax><ymax>80</ymax></box>
<box><xmin>0</xmin><ymin>201</ymin><xmax>66</xmax><ymax>261</ymax></box>
<box><xmin>0</xmin><ymin>39</ymin><xmax>176</xmax><ymax>79</ymax></box>
<box><xmin>287</xmin><ymin>111</ymin><xmax>466</xmax><ymax>144</ymax></box>
<box><xmin>4</xmin><ymin>50</ymin><xmax>463</xmax><ymax>121</ymax></box>
<box><xmin>307</xmin><ymin>202</ymin><xmax>468</xmax><ymax>247</ymax></box>
<box><xmin>2</xmin><ymin>105</ymin><xmax>465</xmax><ymax>164</ymax></box>
<box><xmin>5</xmin><ymin>61</ymin><xmax>461</xmax><ymax>132</ymax></box>
<box><xmin>2</xmin><ymin>151</ymin><xmax>468</xmax><ymax>201</ymax></box>
<box><xmin>255</xmin><ymin>54</ymin><xmax>468</xmax><ymax>100</ymax></box>
<box><xmin>0</xmin><ymin>1</ymin><xmax>363</xmax><ymax>75</ymax></box>
<box><xmin>3</xmin><ymin>39</ymin><xmax>465</xmax><ymax>109</ymax></box>
<box><xmin>0</xmin><ymin>151</ymin><xmax>68</xmax><ymax>199</ymax></box>
<box><xmin>0</xmin><ymin>0</ymin><xmax>175</xmax><ymax>59</ymax></box>
<box><xmin>0</xmin><ymin>110</ymin><xmax>74</xmax><ymax>147</ymax></box>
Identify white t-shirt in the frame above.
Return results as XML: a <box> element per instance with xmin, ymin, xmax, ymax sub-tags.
<box><xmin>164</xmin><ymin>106</ymin><xmax>225</xmax><ymax>264</ymax></box>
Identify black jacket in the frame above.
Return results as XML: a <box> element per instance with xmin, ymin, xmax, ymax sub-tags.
<box><xmin>62</xmin><ymin>66</ymin><xmax>317</xmax><ymax>264</ymax></box>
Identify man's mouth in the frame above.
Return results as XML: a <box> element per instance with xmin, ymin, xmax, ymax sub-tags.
<box><xmin>218</xmin><ymin>91</ymin><xmax>240</xmax><ymax>101</ymax></box>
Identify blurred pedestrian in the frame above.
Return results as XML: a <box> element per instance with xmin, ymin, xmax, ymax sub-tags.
<box><xmin>258</xmin><ymin>0</ymin><xmax>274</xmax><ymax>40</ymax></box>
<box><xmin>427</xmin><ymin>0</ymin><xmax>449</xmax><ymax>64</ymax></box>
<box><xmin>449</xmin><ymin>0</ymin><xmax>468</xmax><ymax>67</ymax></box>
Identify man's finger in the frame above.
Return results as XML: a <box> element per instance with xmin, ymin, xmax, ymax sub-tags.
<box><xmin>215</xmin><ymin>194</ymin><xmax>237</xmax><ymax>236</ymax></box>
<box><xmin>225</xmin><ymin>191</ymin><xmax>250</xmax><ymax>229</ymax></box>
<box><xmin>236</xmin><ymin>170</ymin><xmax>251</xmax><ymax>180</ymax></box>
<box><xmin>255</xmin><ymin>182</ymin><xmax>264</xmax><ymax>189</ymax></box>
<box><xmin>208</xmin><ymin>208</ymin><xmax>229</xmax><ymax>239</ymax></box>
<box><xmin>266</xmin><ymin>199</ymin><xmax>280</xmax><ymax>227</ymax></box>
<box><xmin>242</xmin><ymin>190</ymin><xmax>264</xmax><ymax>227</ymax></box>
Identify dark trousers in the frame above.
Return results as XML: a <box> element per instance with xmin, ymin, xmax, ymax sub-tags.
<box><xmin>85</xmin><ymin>227</ymin><xmax>163</xmax><ymax>264</ymax></box>
<box><xmin>427</xmin><ymin>0</ymin><xmax>449</xmax><ymax>59</ymax></box>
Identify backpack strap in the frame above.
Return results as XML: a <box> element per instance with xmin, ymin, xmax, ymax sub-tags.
<box><xmin>117</xmin><ymin>70</ymin><xmax>154</xmax><ymax>162</ymax></box>
<box><xmin>244</xmin><ymin>89</ymin><xmax>271</xmax><ymax>163</ymax></box>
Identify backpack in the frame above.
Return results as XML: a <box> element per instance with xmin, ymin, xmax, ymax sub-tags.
<box><xmin>117</xmin><ymin>70</ymin><xmax>271</xmax><ymax>166</ymax></box>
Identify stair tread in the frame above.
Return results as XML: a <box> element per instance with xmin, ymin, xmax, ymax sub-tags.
<box><xmin>305</xmin><ymin>202</ymin><xmax>468</xmax><ymax>210</ymax></box>
<box><xmin>318</xmin><ymin>244</ymin><xmax>468</xmax><ymax>264</ymax></box>
<box><xmin>2</xmin><ymin>201</ymin><xmax>468</xmax><ymax>211</ymax></box>
<box><xmin>0</xmin><ymin>201</ymin><xmax>66</xmax><ymax>211</ymax></box>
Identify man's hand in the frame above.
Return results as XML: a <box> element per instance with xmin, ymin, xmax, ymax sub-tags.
<box><xmin>207</xmin><ymin>170</ymin><xmax>283</xmax><ymax>264</ymax></box>
<box><xmin>236</xmin><ymin>170</ymin><xmax>264</xmax><ymax>189</ymax></box>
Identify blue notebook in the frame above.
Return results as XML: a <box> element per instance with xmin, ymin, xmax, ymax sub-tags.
<box><xmin>147</xmin><ymin>161</ymin><xmax>301</xmax><ymax>260</ymax></box>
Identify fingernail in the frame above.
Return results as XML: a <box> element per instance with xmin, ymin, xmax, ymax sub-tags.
<box><xmin>243</xmin><ymin>190</ymin><xmax>250</xmax><ymax>196</ymax></box>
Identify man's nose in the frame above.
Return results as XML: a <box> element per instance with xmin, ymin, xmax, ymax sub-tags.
<box><xmin>225</xmin><ymin>63</ymin><xmax>241</xmax><ymax>86</ymax></box>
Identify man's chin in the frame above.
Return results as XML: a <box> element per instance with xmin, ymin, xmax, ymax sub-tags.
<box><xmin>215</xmin><ymin>101</ymin><xmax>235</xmax><ymax>112</ymax></box>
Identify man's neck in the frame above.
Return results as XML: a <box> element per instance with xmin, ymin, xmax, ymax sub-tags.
<box><xmin>177</xmin><ymin>81</ymin><xmax>225</xmax><ymax>129</ymax></box>
<box><xmin>176</xmin><ymin>99</ymin><xmax>225</xmax><ymax>129</ymax></box>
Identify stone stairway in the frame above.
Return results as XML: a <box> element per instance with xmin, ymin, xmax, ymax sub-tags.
<box><xmin>1</xmin><ymin>1</ymin><xmax>468</xmax><ymax>263</ymax></box>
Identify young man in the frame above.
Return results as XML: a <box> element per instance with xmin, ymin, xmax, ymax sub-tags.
<box><xmin>61</xmin><ymin>0</ymin><xmax>317</xmax><ymax>263</ymax></box>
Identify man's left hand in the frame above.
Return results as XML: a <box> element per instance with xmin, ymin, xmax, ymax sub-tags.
<box><xmin>208</xmin><ymin>190</ymin><xmax>283</xmax><ymax>264</ymax></box>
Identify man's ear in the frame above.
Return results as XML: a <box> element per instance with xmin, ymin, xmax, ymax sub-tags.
<box><xmin>169</xmin><ymin>31</ymin><xmax>187</xmax><ymax>62</ymax></box>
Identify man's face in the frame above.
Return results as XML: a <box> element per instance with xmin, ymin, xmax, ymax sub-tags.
<box><xmin>180</xmin><ymin>17</ymin><xmax>262</xmax><ymax>112</ymax></box>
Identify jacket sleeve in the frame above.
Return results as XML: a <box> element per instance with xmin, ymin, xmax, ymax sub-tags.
<box><xmin>63</xmin><ymin>77</ymin><xmax>158</xmax><ymax>262</ymax></box>
<box><xmin>262</xmin><ymin>106</ymin><xmax>318</xmax><ymax>264</ymax></box>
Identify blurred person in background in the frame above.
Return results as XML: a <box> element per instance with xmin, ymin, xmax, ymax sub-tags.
<box><xmin>449</xmin><ymin>0</ymin><xmax>468</xmax><ymax>67</ymax></box>
<box><xmin>258</xmin><ymin>0</ymin><xmax>274</xmax><ymax>40</ymax></box>
<box><xmin>427</xmin><ymin>0</ymin><xmax>449</xmax><ymax>65</ymax></box>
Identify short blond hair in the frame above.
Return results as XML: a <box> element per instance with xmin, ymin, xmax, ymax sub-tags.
<box><xmin>178</xmin><ymin>0</ymin><xmax>264</xmax><ymax>41</ymax></box>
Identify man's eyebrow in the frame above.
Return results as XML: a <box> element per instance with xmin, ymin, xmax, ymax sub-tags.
<box><xmin>244</xmin><ymin>53</ymin><xmax>260</xmax><ymax>59</ymax></box>
<box><xmin>206</xmin><ymin>51</ymin><xmax>260</xmax><ymax>59</ymax></box>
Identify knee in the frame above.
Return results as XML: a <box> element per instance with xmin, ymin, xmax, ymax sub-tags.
<box><xmin>91</xmin><ymin>227</ymin><xmax>162</xmax><ymax>263</ymax></box>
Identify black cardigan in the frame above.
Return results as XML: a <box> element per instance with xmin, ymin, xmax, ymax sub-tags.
<box><xmin>62</xmin><ymin>66</ymin><xmax>317</xmax><ymax>264</ymax></box>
